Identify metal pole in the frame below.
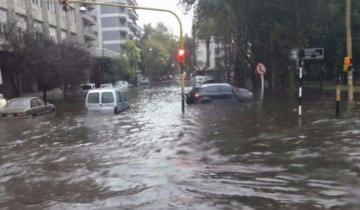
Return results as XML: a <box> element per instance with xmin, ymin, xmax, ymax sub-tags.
<box><xmin>63</xmin><ymin>0</ymin><xmax>185</xmax><ymax>112</ymax></box>
<box><xmin>346</xmin><ymin>0</ymin><xmax>354</xmax><ymax>102</ymax></box>
<box><xmin>298</xmin><ymin>59</ymin><xmax>303</xmax><ymax>117</ymax></box>
<box><xmin>336</xmin><ymin>72</ymin><xmax>341</xmax><ymax>117</ymax></box>
<box><xmin>260</xmin><ymin>75</ymin><xmax>264</xmax><ymax>101</ymax></box>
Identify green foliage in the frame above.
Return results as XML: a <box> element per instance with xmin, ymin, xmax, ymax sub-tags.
<box><xmin>139</xmin><ymin>23</ymin><xmax>177</xmax><ymax>80</ymax></box>
<box><xmin>104</xmin><ymin>40</ymin><xmax>140</xmax><ymax>84</ymax></box>
<box><xmin>181</xmin><ymin>0</ymin><xmax>360</xmax><ymax>94</ymax></box>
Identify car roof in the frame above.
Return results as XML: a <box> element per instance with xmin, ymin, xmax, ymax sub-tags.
<box><xmin>200</xmin><ymin>83</ymin><xmax>233</xmax><ymax>88</ymax></box>
<box><xmin>88</xmin><ymin>88</ymin><xmax>121</xmax><ymax>93</ymax></box>
<box><xmin>8</xmin><ymin>97</ymin><xmax>40</xmax><ymax>101</ymax></box>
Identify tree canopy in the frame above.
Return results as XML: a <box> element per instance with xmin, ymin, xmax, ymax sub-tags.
<box><xmin>180</xmin><ymin>0</ymin><xmax>360</xmax><ymax>96</ymax></box>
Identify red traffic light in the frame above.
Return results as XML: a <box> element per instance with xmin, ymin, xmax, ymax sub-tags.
<box><xmin>176</xmin><ymin>49</ymin><xmax>186</xmax><ymax>64</ymax></box>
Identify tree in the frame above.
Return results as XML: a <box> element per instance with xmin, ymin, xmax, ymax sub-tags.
<box><xmin>181</xmin><ymin>0</ymin><xmax>358</xmax><ymax>98</ymax></box>
<box><xmin>139</xmin><ymin>23</ymin><xmax>177</xmax><ymax>80</ymax></box>
<box><xmin>0</xmin><ymin>22</ymin><xmax>92</xmax><ymax>100</ymax></box>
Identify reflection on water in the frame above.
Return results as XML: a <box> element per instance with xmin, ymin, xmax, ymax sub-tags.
<box><xmin>0</xmin><ymin>84</ymin><xmax>360</xmax><ymax>209</ymax></box>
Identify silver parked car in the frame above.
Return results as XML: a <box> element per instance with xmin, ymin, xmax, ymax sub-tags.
<box><xmin>0</xmin><ymin>97</ymin><xmax>56</xmax><ymax>118</ymax></box>
<box><xmin>186</xmin><ymin>83</ymin><xmax>254</xmax><ymax>104</ymax></box>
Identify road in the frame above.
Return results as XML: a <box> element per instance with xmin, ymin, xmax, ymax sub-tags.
<box><xmin>0</xmin><ymin>83</ymin><xmax>360</xmax><ymax>209</ymax></box>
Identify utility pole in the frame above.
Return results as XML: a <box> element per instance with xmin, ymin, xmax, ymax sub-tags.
<box><xmin>346</xmin><ymin>0</ymin><xmax>354</xmax><ymax>102</ymax></box>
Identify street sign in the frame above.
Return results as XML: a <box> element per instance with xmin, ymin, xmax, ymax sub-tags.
<box><xmin>256</xmin><ymin>63</ymin><xmax>266</xmax><ymax>75</ymax></box>
<box><xmin>290</xmin><ymin>48</ymin><xmax>324</xmax><ymax>60</ymax></box>
<box><xmin>303</xmin><ymin>48</ymin><xmax>324</xmax><ymax>60</ymax></box>
<box><xmin>0</xmin><ymin>69</ymin><xmax>3</xmax><ymax>85</ymax></box>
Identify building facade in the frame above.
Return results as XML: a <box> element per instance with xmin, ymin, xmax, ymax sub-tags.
<box><xmin>93</xmin><ymin>0</ymin><xmax>141</xmax><ymax>55</ymax></box>
<box><xmin>0</xmin><ymin>0</ymin><xmax>97</xmax><ymax>47</ymax></box>
<box><xmin>195</xmin><ymin>38</ymin><xmax>225</xmax><ymax>71</ymax></box>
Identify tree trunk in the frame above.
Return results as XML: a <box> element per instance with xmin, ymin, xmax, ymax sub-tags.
<box><xmin>206</xmin><ymin>39</ymin><xmax>211</xmax><ymax>69</ymax></box>
<box><xmin>43</xmin><ymin>87</ymin><xmax>47</xmax><ymax>103</ymax></box>
<box><xmin>270</xmin><ymin>34</ymin><xmax>276</xmax><ymax>94</ymax></box>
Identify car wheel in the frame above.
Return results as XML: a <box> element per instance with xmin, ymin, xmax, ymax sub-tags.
<box><xmin>114</xmin><ymin>107</ymin><xmax>118</xmax><ymax>114</ymax></box>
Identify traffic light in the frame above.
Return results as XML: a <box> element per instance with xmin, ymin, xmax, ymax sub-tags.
<box><xmin>60</xmin><ymin>0</ymin><xmax>69</xmax><ymax>11</ymax></box>
<box><xmin>343</xmin><ymin>56</ymin><xmax>353</xmax><ymax>72</ymax></box>
<box><xmin>176</xmin><ymin>48</ymin><xmax>186</xmax><ymax>64</ymax></box>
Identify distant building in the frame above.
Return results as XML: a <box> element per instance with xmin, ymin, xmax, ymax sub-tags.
<box><xmin>92</xmin><ymin>0</ymin><xmax>142</xmax><ymax>55</ymax></box>
<box><xmin>195</xmin><ymin>37</ymin><xmax>225</xmax><ymax>71</ymax></box>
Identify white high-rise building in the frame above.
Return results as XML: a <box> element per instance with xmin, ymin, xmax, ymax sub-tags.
<box><xmin>92</xmin><ymin>0</ymin><xmax>141</xmax><ymax>55</ymax></box>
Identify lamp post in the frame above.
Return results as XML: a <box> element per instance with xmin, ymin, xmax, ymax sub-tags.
<box><xmin>60</xmin><ymin>0</ymin><xmax>186</xmax><ymax>113</ymax></box>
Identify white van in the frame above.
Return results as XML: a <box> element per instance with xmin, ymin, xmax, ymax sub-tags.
<box><xmin>85</xmin><ymin>88</ymin><xmax>129</xmax><ymax>114</ymax></box>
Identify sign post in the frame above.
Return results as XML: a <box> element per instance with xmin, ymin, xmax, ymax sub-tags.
<box><xmin>290</xmin><ymin>48</ymin><xmax>325</xmax><ymax>120</ymax></box>
<box><xmin>0</xmin><ymin>69</ymin><xmax>3</xmax><ymax>85</ymax></box>
<box><xmin>255</xmin><ymin>63</ymin><xmax>266</xmax><ymax>101</ymax></box>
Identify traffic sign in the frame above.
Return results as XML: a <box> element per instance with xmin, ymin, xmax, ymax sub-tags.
<box><xmin>302</xmin><ymin>48</ymin><xmax>324</xmax><ymax>60</ymax></box>
<box><xmin>290</xmin><ymin>48</ymin><xmax>324</xmax><ymax>60</ymax></box>
<box><xmin>256</xmin><ymin>63</ymin><xmax>266</xmax><ymax>75</ymax></box>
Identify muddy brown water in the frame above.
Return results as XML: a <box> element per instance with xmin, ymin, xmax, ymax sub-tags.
<box><xmin>0</xmin><ymin>84</ymin><xmax>360</xmax><ymax>210</ymax></box>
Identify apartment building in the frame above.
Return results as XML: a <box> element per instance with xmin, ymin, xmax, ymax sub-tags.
<box><xmin>0</xmin><ymin>0</ymin><xmax>97</xmax><ymax>47</ymax></box>
<box><xmin>93</xmin><ymin>0</ymin><xmax>141</xmax><ymax>55</ymax></box>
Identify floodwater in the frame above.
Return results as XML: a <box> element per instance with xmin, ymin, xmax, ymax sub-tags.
<box><xmin>0</xmin><ymin>84</ymin><xmax>360</xmax><ymax>210</ymax></box>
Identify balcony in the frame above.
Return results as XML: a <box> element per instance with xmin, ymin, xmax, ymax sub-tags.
<box><xmin>82</xmin><ymin>13</ymin><xmax>97</xmax><ymax>26</ymax></box>
<box><xmin>128</xmin><ymin>9</ymin><xmax>139</xmax><ymax>20</ymax></box>
<box><xmin>128</xmin><ymin>21</ymin><xmax>141</xmax><ymax>34</ymax></box>
<box><xmin>84</xmin><ymin>27</ymin><xmax>97</xmax><ymax>41</ymax></box>
<box><xmin>127</xmin><ymin>0</ymin><xmax>138</xmax><ymax>6</ymax></box>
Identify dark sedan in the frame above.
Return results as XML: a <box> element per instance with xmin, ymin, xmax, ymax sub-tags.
<box><xmin>186</xmin><ymin>83</ymin><xmax>254</xmax><ymax>104</ymax></box>
<box><xmin>0</xmin><ymin>97</ymin><xmax>56</xmax><ymax>118</ymax></box>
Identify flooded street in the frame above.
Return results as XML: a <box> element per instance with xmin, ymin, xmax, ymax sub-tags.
<box><xmin>1</xmin><ymin>83</ymin><xmax>360</xmax><ymax>209</ymax></box>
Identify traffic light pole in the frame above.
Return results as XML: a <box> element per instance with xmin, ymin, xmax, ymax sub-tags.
<box><xmin>61</xmin><ymin>0</ymin><xmax>186</xmax><ymax>113</ymax></box>
<box><xmin>346</xmin><ymin>0</ymin><xmax>354</xmax><ymax>102</ymax></box>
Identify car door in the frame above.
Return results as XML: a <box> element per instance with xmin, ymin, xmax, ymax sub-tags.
<box><xmin>116</xmin><ymin>91</ymin><xmax>126</xmax><ymax>111</ymax></box>
<box><xmin>29</xmin><ymin>98</ymin><xmax>42</xmax><ymax>115</ymax></box>
<box><xmin>86</xmin><ymin>92</ymin><xmax>101</xmax><ymax>111</ymax></box>
<box><xmin>100</xmin><ymin>91</ymin><xmax>115</xmax><ymax>111</ymax></box>
<box><xmin>35</xmin><ymin>98</ymin><xmax>48</xmax><ymax>114</ymax></box>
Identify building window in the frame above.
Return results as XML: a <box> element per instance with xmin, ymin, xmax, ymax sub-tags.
<box><xmin>70</xmin><ymin>8</ymin><xmax>75</xmax><ymax>22</ymax></box>
<box><xmin>101</xmin><ymin>6</ymin><xmax>125</xmax><ymax>14</ymax></box>
<box><xmin>32</xmin><ymin>0</ymin><xmax>41</xmax><ymax>6</ymax></box>
<box><xmin>48</xmin><ymin>0</ymin><xmax>56</xmax><ymax>12</ymax></box>
<box><xmin>103</xmin><ymin>44</ymin><xmax>122</xmax><ymax>53</ymax></box>
<box><xmin>103</xmin><ymin>30</ymin><xmax>128</xmax><ymax>41</ymax></box>
<box><xmin>101</xmin><ymin>17</ymin><xmax>126</xmax><ymax>28</ymax></box>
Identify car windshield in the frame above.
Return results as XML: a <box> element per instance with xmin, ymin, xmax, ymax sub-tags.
<box><xmin>81</xmin><ymin>85</ymin><xmax>93</xmax><ymax>90</ymax></box>
<box><xmin>5</xmin><ymin>99</ymin><xmax>28</xmax><ymax>109</ymax></box>
<box><xmin>102</xmin><ymin>92</ymin><xmax>114</xmax><ymax>103</ymax></box>
<box><xmin>87</xmin><ymin>93</ymin><xmax>99</xmax><ymax>104</ymax></box>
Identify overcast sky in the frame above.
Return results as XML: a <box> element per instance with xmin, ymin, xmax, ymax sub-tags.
<box><xmin>136</xmin><ymin>0</ymin><xmax>194</xmax><ymax>37</ymax></box>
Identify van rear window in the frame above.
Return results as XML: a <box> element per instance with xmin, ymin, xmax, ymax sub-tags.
<box><xmin>102</xmin><ymin>92</ymin><xmax>114</xmax><ymax>103</ymax></box>
<box><xmin>88</xmin><ymin>93</ymin><xmax>99</xmax><ymax>104</ymax></box>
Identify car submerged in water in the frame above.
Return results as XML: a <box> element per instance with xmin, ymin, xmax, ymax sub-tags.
<box><xmin>0</xmin><ymin>97</ymin><xmax>56</xmax><ymax>118</ymax></box>
<box><xmin>186</xmin><ymin>83</ymin><xmax>254</xmax><ymax>104</ymax></box>
<box><xmin>85</xmin><ymin>88</ymin><xmax>129</xmax><ymax>114</ymax></box>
